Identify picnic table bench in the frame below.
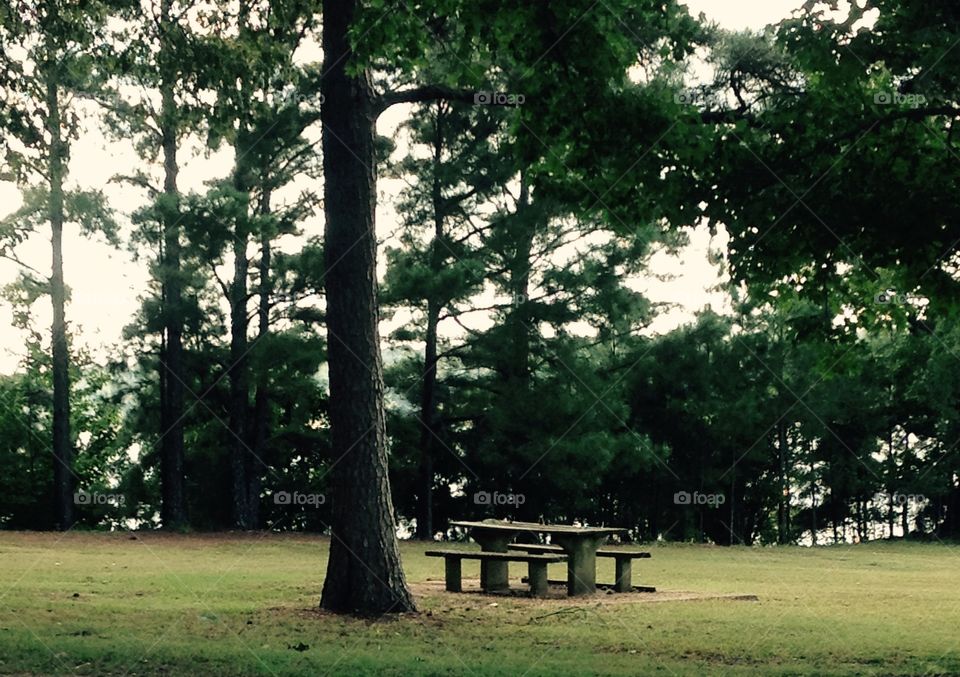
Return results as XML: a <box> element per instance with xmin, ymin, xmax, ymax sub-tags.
<box><xmin>508</xmin><ymin>543</ymin><xmax>652</xmax><ymax>592</ymax></box>
<box><xmin>425</xmin><ymin>549</ymin><xmax>566</xmax><ymax>597</ymax></box>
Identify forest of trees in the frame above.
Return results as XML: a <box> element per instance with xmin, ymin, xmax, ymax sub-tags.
<box><xmin>2</xmin><ymin>0</ymin><xmax>960</xmax><ymax>607</ymax></box>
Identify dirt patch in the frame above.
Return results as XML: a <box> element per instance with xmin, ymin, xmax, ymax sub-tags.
<box><xmin>409</xmin><ymin>578</ymin><xmax>758</xmax><ymax>607</ymax></box>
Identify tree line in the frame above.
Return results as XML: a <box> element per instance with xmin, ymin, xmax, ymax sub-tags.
<box><xmin>1</xmin><ymin>0</ymin><xmax>959</xmax><ymax>613</ymax></box>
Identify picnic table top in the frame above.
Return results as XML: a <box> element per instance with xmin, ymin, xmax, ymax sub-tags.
<box><xmin>449</xmin><ymin>519</ymin><xmax>626</xmax><ymax>537</ymax></box>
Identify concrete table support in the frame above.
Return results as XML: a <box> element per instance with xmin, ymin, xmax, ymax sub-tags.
<box><xmin>444</xmin><ymin>557</ymin><xmax>462</xmax><ymax>592</ymax></box>
<box><xmin>427</xmin><ymin>550</ymin><xmax>566</xmax><ymax>595</ymax></box>
<box><xmin>553</xmin><ymin>534</ymin><xmax>608</xmax><ymax>596</ymax></box>
<box><xmin>613</xmin><ymin>556</ymin><xmax>632</xmax><ymax>593</ymax></box>
<box><xmin>527</xmin><ymin>561</ymin><xmax>550</xmax><ymax>597</ymax></box>
<box><xmin>471</xmin><ymin>532</ymin><xmax>512</xmax><ymax>592</ymax></box>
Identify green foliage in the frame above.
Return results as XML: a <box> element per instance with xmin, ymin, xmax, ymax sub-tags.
<box><xmin>0</xmin><ymin>333</ymin><xmax>126</xmax><ymax>529</ymax></box>
<box><xmin>2</xmin><ymin>0</ymin><xmax>959</xmax><ymax>546</ymax></box>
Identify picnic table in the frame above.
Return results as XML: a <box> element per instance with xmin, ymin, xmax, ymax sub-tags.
<box><xmin>449</xmin><ymin>519</ymin><xmax>626</xmax><ymax>596</ymax></box>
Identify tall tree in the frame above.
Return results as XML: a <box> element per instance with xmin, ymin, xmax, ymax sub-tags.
<box><xmin>155</xmin><ymin>0</ymin><xmax>187</xmax><ymax>528</ymax></box>
<box><xmin>383</xmin><ymin>99</ymin><xmax>504</xmax><ymax>539</ymax></box>
<box><xmin>209</xmin><ymin>0</ymin><xmax>319</xmax><ymax>530</ymax></box>
<box><xmin>318</xmin><ymin>0</ymin><xmax>416</xmax><ymax>614</ymax></box>
<box><xmin>318</xmin><ymin>0</ymin><xmax>702</xmax><ymax>613</ymax></box>
<box><xmin>99</xmin><ymin>0</ymin><xmax>220</xmax><ymax>527</ymax></box>
<box><xmin>0</xmin><ymin>0</ymin><xmax>119</xmax><ymax>529</ymax></box>
<box><xmin>703</xmin><ymin>2</ymin><xmax>960</xmax><ymax>537</ymax></box>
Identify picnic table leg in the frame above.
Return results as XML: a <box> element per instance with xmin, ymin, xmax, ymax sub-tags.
<box><xmin>444</xmin><ymin>557</ymin><xmax>463</xmax><ymax>592</ymax></box>
<box><xmin>527</xmin><ymin>561</ymin><xmax>549</xmax><ymax>597</ymax></box>
<box><xmin>472</xmin><ymin>533</ymin><xmax>512</xmax><ymax>591</ymax></box>
<box><xmin>614</xmin><ymin>556</ymin><xmax>632</xmax><ymax>593</ymax></box>
<box><xmin>554</xmin><ymin>535</ymin><xmax>607</xmax><ymax>596</ymax></box>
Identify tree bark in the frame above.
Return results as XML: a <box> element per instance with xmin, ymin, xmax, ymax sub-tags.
<box><xmin>158</xmin><ymin>0</ymin><xmax>186</xmax><ymax>528</ymax></box>
<box><xmin>46</xmin><ymin>64</ymin><xmax>74</xmax><ymax>531</ymax></box>
<box><xmin>319</xmin><ymin>0</ymin><xmax>416</xmax><ymax>614</ymax></box>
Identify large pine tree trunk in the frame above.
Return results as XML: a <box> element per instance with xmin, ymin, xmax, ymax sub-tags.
<box><xmin>318</xmin><ymin>0</ymin><xmax>416</xmax><ymax>614</ymax></box>
<box><xmin>158</xmin><ymin>0</ymin><xmax>186</xmax><ymax>528</ymax></box>
<box><xmin>46</xmin><ymin>73</ymin><xmax>74</xmax><ymax>531</ymax></box>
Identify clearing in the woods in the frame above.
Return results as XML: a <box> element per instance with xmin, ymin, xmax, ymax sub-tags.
<box><xmin>0</xmin><ymin>533</ymin><xmax>957</xmax><ymax>676</ymax></box>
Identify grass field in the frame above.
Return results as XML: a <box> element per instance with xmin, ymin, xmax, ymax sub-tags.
<box><xmin>0</xmin><ymin>533</ymin><xmax>958</xmax><ymax>676</ymax></box>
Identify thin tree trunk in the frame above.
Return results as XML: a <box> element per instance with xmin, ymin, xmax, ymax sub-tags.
<box><xmin>319</xmin><ymin>0</ymin><xmax>416</xmax><ymax>614</ymax></box>
<box><xmin>46</xmin><ymin>67</ymin><xmax>73</xmax><ymax>531</ymax></box>
<box><xmin>887</xmin><ymin>428</ymin><xmax>895</xmax><ymax>538</ymax></box>
<box><xmin>810</xmin><ymin>466</ymin><xmax>818</xmax><ymax>546</ymax></box>
<box><xmin>226</xmin><ymin>0</ymin><xmax>257</xmax><ymax>531</ymax></box>
<box><xmin>229</xmin><ymin>230</ymin><xmax>250</xmax><ymax>528</ymax></box>
<box><xmin>415</xmin><ymin>102</ymin><xmax>446</xmax><ymax>541</ymax></box>
<box><xmin>508</xmin><ymin>174</ymin><xmax>533</xmax><ymax>387</ymax></box>
<box><xmin>902</xmin><ymin>496</ymin><xmax>910</xmax><ymax>538</ymax></box>
<box><xmin>777</xmin><ymin>422</ymin><xmax>789</xmax><ymax>544</ymax></box>
<box><xmin>504</xmin><ymin>174</ymin><xmax>535</xmax><ymax>522</ymax></box>
<box><xmin>416</xmin><ymin>301</ymin><xmax>438</xmax><ymax>539</ymax></box>
<box><xmin>728</xmin><ymin>463</ymin><xmax>735</xmax><ymax>544</ymax></box>
<box><xmin>159</xmin><ymin>0</ymin><xmax>186</xmax><ymax>528</ymax></box>
<box><xmin>249</xmin><ymin>188</ymin><xmax>273</xmax><ymax>530</ymax></box>
<box><xmin>888</xmin><ymin>493</ymin><xmax>895</xmax><ymax>538</ymax></box>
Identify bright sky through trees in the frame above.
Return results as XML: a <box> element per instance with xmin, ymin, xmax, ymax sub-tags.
<box><xmin>0</xmin><ymin>0</ymin><xmax>801</xmax><ymax>373</ymax></box>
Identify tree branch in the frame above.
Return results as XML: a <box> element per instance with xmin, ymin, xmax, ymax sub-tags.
<box><xmin>375</xmin><ymin>85</ymin><xmax>523</xmax><ymax>115</ymax></box>
<box><xmin>209</xmin><ymin>262</ymin><xmax>231</xmax><ymax>301</ymax></box>
<box><xmin>375</xmin><ymin>85</ymin><xmax>476</xmax><ymax>114</ymax></box>
<box><xmin>111</xmin><ymin>173</ymin><xmax>161</xmax><ymax>196</ymax></box>
<box><xmin>0</xmin><ymin>252</ymin><xmax>48</xmax><ymax>281</ymax></box>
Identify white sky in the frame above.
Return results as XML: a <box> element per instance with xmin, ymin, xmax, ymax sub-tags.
<box><xmin>0</xmin><ymin>1</ymin><xmax>803</xmax><ymax>374</ymax></box>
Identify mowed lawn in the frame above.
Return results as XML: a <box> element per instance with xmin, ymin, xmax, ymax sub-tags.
<box><xmin>0</xmin><ymin>533</ymin><xmax>958</xmax><ymax>676</ymax></box>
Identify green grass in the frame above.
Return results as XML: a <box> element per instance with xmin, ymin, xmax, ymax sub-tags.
<box><xmin>0</xmin><ymin>533</ymin><xmax>958</xmax><ymax>675</ymax></box>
